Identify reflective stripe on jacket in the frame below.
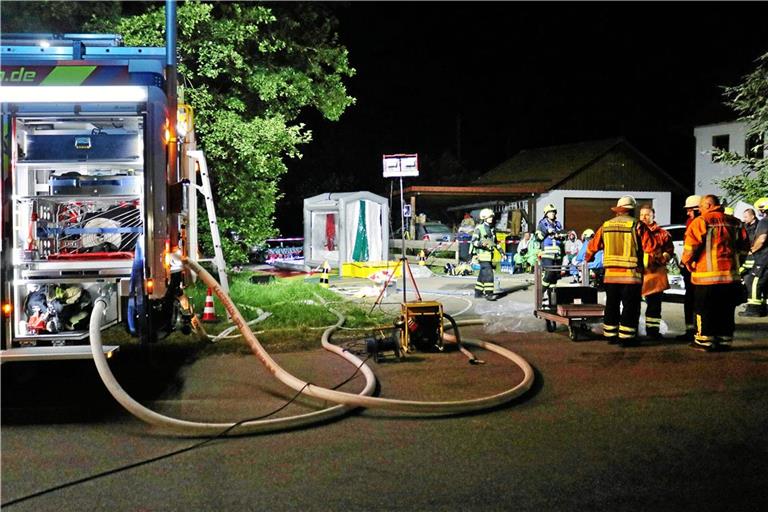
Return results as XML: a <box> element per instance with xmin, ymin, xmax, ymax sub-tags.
<box><xmin>586</xmin><ymin>214</ymin><xmax>656</xmax><ymax>284</ymax></box>
<box><xmin>681</xmin><ymin>208</ymin><xmax>749</xmax><ymax>285</ymax></box>
<box><xmin>535</xmin><ymin>218</ymin><xmax>563</xmax><ymax>256</ymax></box>
<box><xmin>471</xmin><ymin>223</ymin><xmax>495</xmax><ymax>262</ymax></box>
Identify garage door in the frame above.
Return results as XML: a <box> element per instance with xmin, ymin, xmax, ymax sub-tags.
<box><xmin>564</xmin><ymin>198</ymin><xmax>653</xmax><ymax>235</ymax></box>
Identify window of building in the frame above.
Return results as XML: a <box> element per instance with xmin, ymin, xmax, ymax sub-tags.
<box><xmin>745</xmin><ymin>132</ymin><xmax>764</xmax><ymax>159</ymax></box>
<box><xmin>711</xmin><ymin>134</ymin><xmax>730</xmax><ymax>161</ymax></box>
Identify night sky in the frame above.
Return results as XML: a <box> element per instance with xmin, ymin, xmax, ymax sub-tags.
<box><xmin>276</xmin><ymin>2</ymin><xmax>768</xmax><ymax>234</ymax></box>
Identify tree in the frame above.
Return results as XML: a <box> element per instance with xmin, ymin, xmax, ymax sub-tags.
<box><xmin>112</xmin><ymin>2</ymin><xmax>355</xmax><ymax>261</ymax></box>
<box><xmin>714</xmin><ymin>52</ymin><xmax>768</xmax><ymax>205</ymax></box>
<box><xmin>2</xmin><ymin>1</ymin><xmax>356</xmax><ymax>262</ymax></box>
<box><xmin>0</xmin><ymin>1</ymin><xmax>122</xmax><ymax>33</ymax></box>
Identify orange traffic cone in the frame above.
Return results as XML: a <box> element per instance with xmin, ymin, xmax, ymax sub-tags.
<box><xmin>201</xmin><ymin>288</ymin><xmax>218</xmax><ymax>323</ymax></box>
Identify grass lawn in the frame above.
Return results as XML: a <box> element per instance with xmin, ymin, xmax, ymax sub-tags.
<box><xmin>101</xmin><ymin>270</ymin><xmax>394</xmax><ymax>361</ymax></box>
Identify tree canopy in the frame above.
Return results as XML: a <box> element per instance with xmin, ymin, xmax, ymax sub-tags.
<box><xmin>2</xmin><ymin>1</ymin><xmax>356</xmax><ymax>262</ymax></box>
<box><xmin>714</xmin><ymin>51</ymin><xmax>768</xmax><ymax>205</ymax></box>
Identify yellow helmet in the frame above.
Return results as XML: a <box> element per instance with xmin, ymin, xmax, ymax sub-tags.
<box><xmin>724</xmin><ymin>206</ymin><xmax>734</xmax><ymax>215</ymax></box>
<box><xmin>754</xmin><ymin>197</ymin><xmax>768</xmax><ymax>212</ymax></box>
<box><xmin>543</xmin><ymin>204</ymin><xmax>557</xmax><ymax>214</ymax></box>
<box><xmin>582</xmin><ymin>228</ymin><xmax>595</xmax><ymax>239</ymax></box>
<box><xmin>479</xmin><ymin>208</ymin><xmax>494</xmax><ymax>220</ymax></box>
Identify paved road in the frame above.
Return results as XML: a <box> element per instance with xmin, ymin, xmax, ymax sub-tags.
<box><xmin>3</xmin><ymin>275</ymin><xmax>768</xmax><ymax>511</ymax></box>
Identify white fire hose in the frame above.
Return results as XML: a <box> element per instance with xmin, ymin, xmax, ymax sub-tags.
<box><xmin>88</xmin><ymin>257</ymin><xmax>535</xmax><ymax>435</ymax></box>
<box><xmin>89</xmin><ymin>296</ymin><xmax>376</xmax><ymax>436</ymax></box>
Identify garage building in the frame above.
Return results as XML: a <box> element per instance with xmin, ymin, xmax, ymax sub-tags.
<box><xmin>474</xmin><ymin>137</ymin><xmax>687</xmax><ymax>234</ymax></box>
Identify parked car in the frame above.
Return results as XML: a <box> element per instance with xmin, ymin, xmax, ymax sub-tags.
<box><xmin>416</xmin><ymin>222</ymin><xmax>456</xmax><ymax>242</ymax></box>
<box><xmin>392</xmin><ymin>222</ymin><xmax>457</xmax><ymax>242</ymax></box>
<box><xmin>661</xmin><ymin>224</ymin><xmax>686</xmax><ymax>299</ymax></box>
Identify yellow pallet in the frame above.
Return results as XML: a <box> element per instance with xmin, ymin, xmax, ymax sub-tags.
<box><xmin>341</xmin><ymin>260</ymin><xmax>404</xmax><ymax>278</ymax></box>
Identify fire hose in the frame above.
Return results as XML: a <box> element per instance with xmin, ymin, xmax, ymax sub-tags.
<box><xmin>88</xmin><ymin>257</ymin><xmax>535</xmax><ymax>435</ymax></box>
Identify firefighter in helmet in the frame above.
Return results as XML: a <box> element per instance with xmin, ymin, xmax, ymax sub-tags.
<box><xmin>535</xmin><ymin>203</ymin><xmax>565</xmax><ymax>303</ymax></box>
<box><xmin>741</xmin><ymin>197</ymin><xmax>768</xmax><ymax>317</ymax></box>
<box><xmin>586</xmin><ymin>196</ymin><xmax>657</xmax><ymax>346</ymax></box>
<box><xmin>471</xmin><ymin>208</ymin><xmax>501</xmax><ymax>300</ymax></box>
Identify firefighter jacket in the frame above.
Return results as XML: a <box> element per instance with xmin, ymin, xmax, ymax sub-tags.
<box><xmin>740</xmin><ymin>220</ymin><xmax>759</xmax><ymax>274</ymax></box>
<box><xmin>585</xmin><ymin>214</ymin><xmax>657</xmax><ymax>284</ymax></box>
<box><xmin>641</xmin><ymin>222</ymin><xmax>674</xmax><ymax>296</ymax></box>
<box><xmin>535</xmin><ymin>217</ymin><xmax>564</xmax><ymax>258</ymax></box>
<box><xmin>471</xmin><ymin>223</ymin><xmax>496</xmax><ymax>262</ymax></box>
<box><xmin>751</xmin><ymin>217</ymin><xmax>768</xmax><ymax>266</ymax></box>
<box><xmin>745</xmin><ymin>220</ymin><xmax>758</xmax><ymax>244</ymax></box>
<box><xmin>681</xmin><ymin>206</ymin><xmax>749</xmax><ymax>285</ymax></box>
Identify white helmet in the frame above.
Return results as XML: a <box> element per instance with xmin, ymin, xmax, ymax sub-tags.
<box><xmin>543</xmin><ymin>204</ymin><xmax>557</xmax><ymax>214</ymax></box>
<box><xmin>684</xmin><ymin>195</ymin><xmax>702</xmax><ymax>209</ymax></box>
<box><xmin>479</xmin><ymin>208</ymin><xmax>494</xmax><ymax>220</ymax></box>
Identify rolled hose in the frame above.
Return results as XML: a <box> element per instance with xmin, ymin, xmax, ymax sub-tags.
<box><xmin>89</xmin><ymin>258</ymin><xmax>535</xmax><ymax>434</ymax></box>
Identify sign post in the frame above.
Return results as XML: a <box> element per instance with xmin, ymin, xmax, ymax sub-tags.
<box><xmin>383</xmin><ymin>154</ymin><xmax>419</xmax><ymax>303</ymax></box>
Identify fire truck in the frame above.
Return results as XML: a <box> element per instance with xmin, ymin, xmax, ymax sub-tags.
<box><xmin>1</xmin><ymin>32</ymin><xmax>202</xmax><ymax>362</ymax></box>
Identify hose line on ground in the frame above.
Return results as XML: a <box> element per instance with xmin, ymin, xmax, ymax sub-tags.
<box><xmin>443</xmin><ymin>312</ymin><xmax>485</xmax><ymax>364</ymax></box>
<box><xmin>89</xmin><ymin>258</ymin><xmax>536</xmax><ymax>434</ymax></box>
<box><xmin>185</xmin><ymin>257</ymin><xmax>535</xmax><ymax>415</ymax></box>
<box><xmin>89</xmin><ymin>297</ymin><xmax>377</xmax><ymax>437</ymax></box>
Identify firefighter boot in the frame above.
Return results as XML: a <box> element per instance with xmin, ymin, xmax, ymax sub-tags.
<box><xmin>739</xmin><ymin>304</ymin><xmax>766</xmax><ymax>317</ymax></box>
<box><xmin>675</xmin><ymin>329</ymin><xmax>695</xmax><ymax>341</ymax></box>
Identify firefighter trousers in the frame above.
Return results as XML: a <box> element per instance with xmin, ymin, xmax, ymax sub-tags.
<box><xmin>644</xmin><ymin>292</ymin><xmax>663</xmax><ymax>335</ymax></box>
<box><xmin>681</xmin><ymin>268</ymin><xmax>695</xmax><ymax>333</ymax></box>
<box><xmin>694</xmin><ymin>283</ymin><xmax>738</xmax><ymax>341</ymax></box>
<box><xmin>541</xmin><ymin>255</ymin><xmax>562</xmax><ymax>300</ymax></box>
<box><xmin>744</xmin><ymin>263</ymin><xmax>767</xmax><ymax>308</ymax></box>
<box><xmin>603</xmin><ymin>283</ymin><xmax>642</xmax><ymax>340</ymax></box>
<box><xmin>475</xmin><ymin>261</ymin><xmax>495</xmax><ymax>297</ymax></box>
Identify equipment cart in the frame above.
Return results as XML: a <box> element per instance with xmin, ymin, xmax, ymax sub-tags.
<box><xmin>533</xmin><ymin>261</ymin><xmax>604</xmax><ymax>341</ymax></box>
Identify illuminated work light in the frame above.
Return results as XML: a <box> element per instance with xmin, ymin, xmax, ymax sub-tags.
<box><xmin>163</xmin><ymin>240</ymin><xmax>171</xmax><ymax>272</ymax></box>
<box><xmin>162</xmin><ymin>118</ymin><xmax>171</xmax><ymax>145</ymax></box>
<box><xmin>2</xmin><ymin>302</ymin><xmax>11</xmax><ymax>317</ymax></box>
<box><xmin>177</xmin><ymin>104</ymin><xmax>192</xmax><ymax>139</ymax></box>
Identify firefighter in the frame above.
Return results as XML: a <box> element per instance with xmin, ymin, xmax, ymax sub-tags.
<box><xmin>740</xmin><ymin>197</ymin><xmax>768</xmax><ymax>317</ymax></box>
<box><xmin>535</xmin><ymin>204</ymin><xmax>565</xmax><ymax>303</ymax></box>
<box><xmin>585</xmin><ymin>196</ymin><xmax>657</xmax><ymax>346</ymax></box>
<box><xmin>471</xmin><ymin>208</ymin><xmax>501</xmax><ymax>301</ymax></box>
<box><xmin>682</xmin><ymin>195</ymin><xmax>750</xmax><ymax>351</ymax></box>
<box><xmin>675</xmin><ymin>194</ymin><xmax>702</xmax><ymax>341</ymax></box>
<box><xmin>742</xmin><ymin>208</ymin><xmax>759</xmax><ymax>242</ymax></box>
<box><xmin>639</xmin><ymin>204</ymin><xmax>674</xmax><ymax>339</ymax></box>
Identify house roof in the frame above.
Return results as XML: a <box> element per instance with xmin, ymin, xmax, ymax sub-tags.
<box><xmin>475</xmin><ymin>137</ymin><xmax>687</xmax><ymax>193</ymax></box>
<box><xmin>396</xmin><ymin>184</ymin><xmax>541</xmax><ymax>209</ymax></box>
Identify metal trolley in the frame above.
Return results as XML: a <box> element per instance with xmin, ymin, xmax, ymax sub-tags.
<box><xmin>533</xmin><ymin>260</ymin><xmax>605</xmax><ymax>341</ymax></box>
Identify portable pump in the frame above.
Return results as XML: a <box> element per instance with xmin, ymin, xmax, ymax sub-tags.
<box><xmin>366</xmin><ymin>301</ymin><xmax>447</xmax><ymax>362</ymax></box>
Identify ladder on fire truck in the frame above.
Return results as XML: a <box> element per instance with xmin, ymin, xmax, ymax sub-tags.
<box><xmin>186</xmin><ymin>150</ymin><xmax>229</xmax><ymax>294</ymax></box>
